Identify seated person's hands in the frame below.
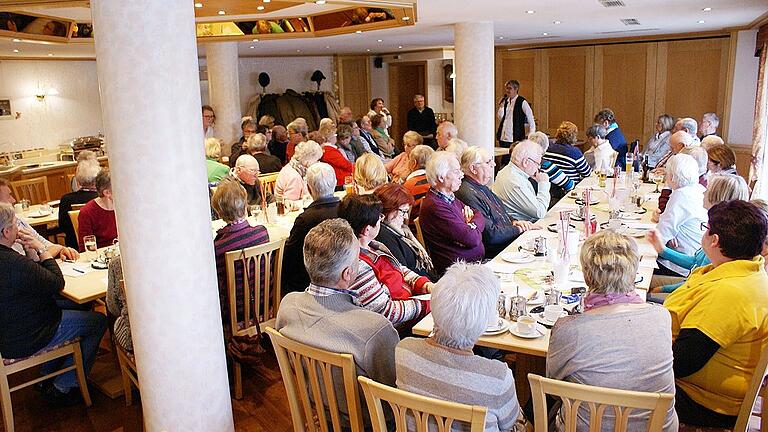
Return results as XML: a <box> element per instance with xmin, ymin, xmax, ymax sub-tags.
<box><xmin>645</xmin><ymin>229</ymin><xmax>664</xmax><ymax>254</ymax></box>
<box><xmin>512</xmin><ymin>220</ymin><xmax>539</xmax><ymax>231</ymax></box>
<box><xmin>58</xmin><ymin>247</ymin><xmax>79</xmax><ymax>261</ymax></box>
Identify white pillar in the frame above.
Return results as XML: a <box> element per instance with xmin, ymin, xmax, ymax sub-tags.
<box><xmin>454</xmin><ymin>22</ymin><xmax>495</xmax><ymax>155</ymax></box>
<box><xmin>207</xmin><ymin>42</ymin><xmax>241</xmax><ymax>153</ymax></box>
<box><xmin>91</xmin><ymin>1</ymin><xmax>234</xmax><ymax>431</ymax></box>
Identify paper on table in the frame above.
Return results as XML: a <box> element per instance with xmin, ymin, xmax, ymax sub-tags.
<box><xmin>623</xmin><ymin>222</ymin><xmax>656</xmax><ymax>230</ymax></box>
<box><xmin>485</xmin><ymin>260</ymin><xmax>517</xmax><ymax>274</ymax></box>
<box><xmin>59</xmin><ymin>261</ymin><xmax>94</xmax><ymax>277</ymax></box>
<box><xmin>639</xmin><ymin>255</ymin><xmax>659</xmax><ymax>269</ymax></box>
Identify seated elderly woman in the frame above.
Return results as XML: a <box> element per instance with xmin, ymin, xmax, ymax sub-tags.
<box><xmin>339</xmin><ymin>194</ymin><xmax>432</xmax><ymax>326</ymax></box>
<box><xmin>211</xmin><ymin>181</ymin><xmax>270</xmax><ymax>325</ymax></box>
<box><xmin>654</xmin><ymin>154</ymin><xmax>707</xmax><ymax>276</ymax></box>
<box><xmin>544</xmin><ymin>121</ymin><xmax>592</xmax><ymax>186</ymax></box>
<box><xmin>335</xmin><ymin>123</ymin><xmax>358</xmax><ymax>163</ymax></box>
<box><xmin>396</xmin><ymin>262</ymin><xmax>521</xmax><ymax>432</ymax></box>
<box><xmin>320</xmin><ymin>125</ymin><xmax>355</xmax><ymax>188</ymax></box>
<box><xmin>420</xmin><ymin>151</ymin><xmax>485</xmax><ymax>276</ymax></box>
<box><xmin>386</xmin><ymin>131</ymin><xmax>423</xmax><ymax>182</ymax></box>
<box><xmin>59</xmin><ymin>157</ymin><xmax>100</xmax><ymax>249</ymax></box>
<box><xmin>374</xmin><ymin>183</ymin><xmax>434</xmax><ymax>278</ymax></box>
<box><xmin>370</xmin><ymin>113</ymin><xmax>395</xmax><ymax>158</ymax></box>
<box><xmin>244</xmin><ymin>133</ymin><xmax>282</xmax><ymax>174</ymax></box>
<box><xmin>547</xmin><ymin>230</ymin><xmax>678</xmax><ymax>432</ymax></box>
<box><xmin>582</xmin><ymin>124</ymin><xmax>616</xmax><ymax>174</ymax></box>
<box><xmin>528</xmin><ymin>131</ymin><xmax>574</xmax><ymax>195</ymax></box>
<box><xmin>456</xmin><ymin>146</ymin><xmax>536</xmax><ymax>258</ymax></box>
<box><xmin>647</xmin><ymin>173</ymin><xmax>750</xmax><ymax>302</ymax></box>
<box><xmin>354</xmin><ymin>153</ymin><xmax>389</xmax><ymax>194</ymax></box>
<box><xmin>78</xmin><ymin>170</ymin><xmax>118</xmax><ymax>250</ymax></box>
<box><xmin>644</xmin><ymin>114</ymin><xmax>675</xmax><ymax>168</ymax></box>
<box><xmin>665</xmin><ymin>200</ymin><xmax>768</xmax><ymax>428</ymax></box>
<box><xmin>276</xmin><ymin>140</ymin><xmax>323</xmax><ymax>200</ymax></box>
<box><xmin>679</xmin><ymin>146</ymin><xmax>709</xmax><ymax>187</ymax></box>
<box><xmin>444</xmin><ymin>138</ymin><xmax>469</xmax><ymax>161</ymax></box>
<box><xmin>205</xmin><ymin>138</ymin><xmax>230</xmax><ymax>183</ymax></box>
<box><xmin>402</xmin><ymin>144</ymin><xmax>434</xmax><ymax>220</ymax></box>
<box><xmin>706</xmin><ymin>144</ymin><xmax>738</xmax><ymax>176</ymax></box>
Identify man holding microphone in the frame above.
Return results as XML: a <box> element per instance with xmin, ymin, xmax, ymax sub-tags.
<box><xmin>497</xmin><ymin>80</ymin><xmax>536</xmax><ymax>163</ymax></box>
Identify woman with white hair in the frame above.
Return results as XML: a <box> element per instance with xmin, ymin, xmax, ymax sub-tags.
<box><xmin>244</xmin><ymin>133</ymin><xmax>282</xmax><ymax>174</ymax></box>
<box><xmin>419</xmin><ymin>151</ymin><xmax>485</xmax><ymax>275</ymax></box>
<box><xmin>679</xmin><ymin>146</ymin><xmax>709</xmax><ymax>187</ymax></box>
<box><xmin>205</xmin><ymin>137</ymin><xmax>230</xmax><ymax>183</ymax></box>
<box><xmin>276</xmin><ymin>140</ymin><xmax>323</xmax><ymax>200</ymax></box>
<box><xmin>455</xmin><ymin>146</ymin><xmax>534</xmax><ymax>257</ymax></box>
<box><xmin>396</xmin><ymin>262</ymin><xmax>522</xmax><ymax>432</ymax></box>
<box><xmin>59</xmin><ymin>158</ymin><xmax>101</xmax><ymax>249</ymax></box>
<box><xmin>402</xmin><ymin>144</ymin><xmax>435</xmax><ymax>221</ymax></box>
<box><xmin>354</xmin><ymin>153</ymin><xmax>388</xmax><ymax>194</ymax></box>
<box><xmin>386</xmin><ymin>131</ymin><xmax>423</xmax><ymax>182</ymax></box>
<box><xmin>546</xmin><ymin>230</ymin><xmax>678</xmax><ymax>432</ymax></box>
<box><xmin>445</xmin><ymin>138</ymin><xmax>468</xmax><ymax>161</ymax></box>
<box><xmin>654</xmin><ymin>154</ymin><xmax>708</xmax><ymax>276</ymax></box>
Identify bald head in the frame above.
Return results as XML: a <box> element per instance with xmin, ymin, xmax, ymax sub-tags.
<box><xmin>436</xmin><ymin>122</ymin><xmax>458</xmax><ymax>150</ymax></box>
<box><xmin>234</xmin><ymin>154</ymin><xmax>260</xmax><ymax>185</ymax></box>
<box><xmin>669</xmin><ymin>131</ymin><xmax>694</xmax><ymax>154</ymax></box>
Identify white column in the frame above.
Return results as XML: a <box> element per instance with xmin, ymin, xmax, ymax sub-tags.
<box><xmin>207</xmin><ymin>42</ymin><xmax>241</xmax><ymax>153</ymax></box>
<box><xmin>454</xmin><ymin>22</ymin><xmax>495</xmax><ymax>155</ymax></box>
<box><xmin>91</xmin><ymin>1</ymin><xmax>234</xmax><ymax>431</ymax></box>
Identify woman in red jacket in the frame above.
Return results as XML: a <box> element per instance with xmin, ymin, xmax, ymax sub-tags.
<box><xmin>319</xmin><ymin>124</ymin><xmax>353</xmax><ymax>187</ymax></box>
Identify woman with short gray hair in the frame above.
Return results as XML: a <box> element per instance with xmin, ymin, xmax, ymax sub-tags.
<box><xmin>396</xmin><ymin>262</ymin><xmax>522</xmax><ymax>431</ymax></box>
<box><xmin>276</xmin><ymin>140</ymin><xmax>323</xmax><ymax>200</ymax></box>
<box><xmin>644</xmin><ymin>114</ymin><xmax>675</xmax><ymax>168</ymax></box>
<box><xmin>59</xmin><ymin>159</ymin><xmax>101</xmax><ymax>249</ymax></box>
<box><xmin>547</xmin><ymin>230</ymin><xmax>678</xmax><ymax>432</ymax></box>
<box><xmin>583</xmin><ymin>123</ymin><xmax>616</xmax><ymax>174</ymax></box>
<box><xmin>246</xmin><ymin>133</ymin><xmax>282</xmax><ymax>174</ymax></box>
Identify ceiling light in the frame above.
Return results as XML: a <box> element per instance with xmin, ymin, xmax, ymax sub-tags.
<box><xmin>697</xmin><ymin>19</ymin><xmax>705</xmax><ymax>24</ymax></box>
<box><xmin>296</xmin><ymin>49</ymin><xmax>301</xmax><ymax>53</ymax></box>
<box><xmin>13</xmin><ymin>49</ymin><xmax>19</xmax><ymax>53</ymax></box>
<box><xmin>355</xmin><ymin>30</ymin><xmax>362</xmax><ymax>34</ymax></box>
<box><xmin>366</xmin><ymin>49</ymin><xmax>371</xmax><ymax>52</ymax></box>
<box><xmin>252</xmin><ymin>38</ymin><xmax>259</xmax><ymax>42</ymax></box>
<box><xmin>257</xmin><ymin>5</ymin><xmax>264</xmax><ymax>10</ymax></box>
<box><xmin>553</xmin><ymin>20</ymin><xmax>561</xmax><ymax>24</ymax></box>
<box><xmin>702</xmin><ymin>7</ymin><xmax>712</xmax><ymax>11</ymax></box>
<box><xmin>377</xmin><ymin>39</ymin><xmax>383</xmax><ymax>42</ymax></box>
<box><xmin>542</xmin><ymin>32</ymin><xmax>549</xmax><ymax>36</ymax></box>
<box><xmin>498</xmin><ymin>36</ymin><xmax>504</xmax><ymax>40</ymax></box>
<box><xmin>217</xmin><ymin>10</ymin><xmax>225</xmax><ymax>15</ymax></box>
<box><xmin>402</xmin><ymin>16</ymin><xmax>410</xmax><ymax>21</ymax></box>
<box><xmin>398</xmin><ymin>45</ymin><xmax>403</xmax><ymax>49</ymax></box>
<box><xmin>249</xmin><ymin>46</ymin><xmax>255</xmax><ymax>49</ymax></box>
<box><xmin>325</xmin><ymin>46</ymin><xmax>330</xmax><ymax>49</ymax></box>
<box><xmin>315</xmin><ymin>0</ymin><xmax>326</xmax><ymax>4</ymax></box>
<box><xmin>263</xmin><ymin>0</ymin><xmax>270</xmax><ymax>2</ymax></box>
<box><xmin>12</xmin><ymin>38</ymin><xmax>20</xmax><ymax>42</ymax></box>
<box><xmin>194</xmin><ymin>2</ymin><xmax>203</xmax><ymax>7</ymax></box>
<box><xmin>525</xmin><ymin>10</ymin><xmax>535</xmax><ymax>14</ymax></box>
<box><xmin>48</xmin><ymin>53</ymin><xmax>53</xmax><ymax>56</ymax></box>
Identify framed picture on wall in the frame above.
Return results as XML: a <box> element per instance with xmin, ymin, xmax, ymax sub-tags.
<box><xmin>0</xmin><ymin>98</ymin><xmax>12</xmax><ymax>120</ymax></box>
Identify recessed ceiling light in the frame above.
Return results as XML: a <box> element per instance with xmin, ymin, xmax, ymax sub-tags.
<box><xmin>702</xmin><ymin>7</ymin><xmax>712</xmax><ymax>11</ymax></box>
<box><xmin>315</xmin><ymin>0</ymin><xmax>326</xmax><ymax>4</ymax></box>
<box><xmin>553</xmin><ymin>20</ymin><xmax>561</xmax><ymax>24</ymax></box>
<box><xmin>402</xmin><ymin>16</ymin><xmax>410</xmax><ymax>21</ymax></box>
<box><xmin>366</xmin><ymin>49</ymin><xmax>371</xmax><ymax>52</ymax></box>
<box><xmin>252</xmin><ymin>38</ymin><xmax>259</xmax><ymax>42</ymax></box>
<box><xmin>325</xmin><ymin>46</ymin><xmax>330</xmax><ymax>49</ymax></box>
<box><xmin>263</xmin><ymin>0</ymin><xmax>270</xmax><ymax>2</ymax></box>
<box><xmin>194</xmin><ymin>2</ymin><xmax>203</xmax><ymax>7</ymax></box>
<box><xmin>542</xmin><ymin>32</ymin><xmax>549</xmax><ymax>36</ymax></box>
<box><xmin>377</xmin><ymin>39</ymin><xmax>382</xmax><ymax>42</ymax></box>
<box><xmin>257</xmin><ymin>5</ymin><xmax>264</xmax><ymax>10</ymax></box>
<box><xmin>697</xmin><ymin>19</ymin><xmax>705</xmax><ymax>24</ymax></box>
<box><xmin>355</xmin><ymin>30</ymin><xmax>362</xmax><ymax>34</ymax></box>
<box><xmin>48</xmin><ymin>53</ymin><xmax>53</xmax><ymax>56</ymax></box>
<box><xmin>398</xmin><ymin>45</ymin><xmax>403</xmax><ymax>49</ymax></box>
<box><xmin>296</xmin><ymin>49</ymin><xmax>301</xmax><ymax>53</ymax></box>
<box><xmin>12</xmin><ymin>38</ymin><xmax>20</xmax><ymax>42</ymax></box>
<box><xmin>525</xmin><ymin>10</ymin><xmax>535</xmax><ymax>14</ymax></box>
<box><xmin>12</xmin><ymin>49</ymin><xmax>19</xmax><ymax>53</ymax></box>
<box><xmin>217</xmin><ymin>10</ymin><xmax>225</xmax><ymax>15</ymax></box>
<box><xmin>249</xmin><ymin>46</ymin><xmax>255</xmax><ymax>49</ymax></box>
<box><xmin>498</xmin><ymin>36</ymin><xmax>504</xmax><ymax>40</ymax></box>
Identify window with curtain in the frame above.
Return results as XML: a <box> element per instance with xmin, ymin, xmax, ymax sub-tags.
<box><xmin>749</xmin><ymin>24</ymin><xmax>768</xmax><ymax>199</ymax></box>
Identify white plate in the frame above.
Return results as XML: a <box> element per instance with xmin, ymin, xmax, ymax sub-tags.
<box><xmin>509</xmin><ymin>322</ymin><xmax>547</xmax><ymax>339</ymax></box>
<box><xmin>619</xmin><ymin>212</ymin><xmax>642</xmax><ymax>221</ymax></box>
<box><xmin>501</xmin><ymin>252</ymin><xmax>535</xmax><ymax>264</ymax></box>
<box><xmin>484</xmin><ymin>318</ymin><xmax>509</xmax><ymax>335</ymax></box>
<box><xmin>27</xmin><ymin>210</ymin><xmax>51</xmax><ymax>218</ymax></box>
<box><xmin>626</xmin><ymin>229</ymin><xmax>647</xmax><ymax>238</ymax></box>
<box><xmin>536</xmin><ymin>311</ymin><xmax>568</xmax><ymax>326</ymax></box>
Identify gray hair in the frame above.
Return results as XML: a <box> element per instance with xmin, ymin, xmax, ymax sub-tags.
<box><xmin>241</xmin><ymin>118</ymin><xmax>256</xmax><ymax>131</ymax></box>
<box><xmin>303</xmin><ymin>219</ymin><xmax>358</xmax><ymax>286</ymax></box>
<box><xmin>527</xmin><ymin>131</ymin><xmax>550</xmax><ymax>152</ymax></box>
<box><xmin>306</xmin><ymin>162</ymin><xmax>336</xmax><ymax>199</ymax></box>
<box><xmin>409</xmin><ymin>145</ymin><xmax>434</xmax><ymax>170</ymax></box>
<box><xmin>510</xmin><ymin>140</ymin><xmax>542</xmax><ymax>166</ymax></box>
<box><xmin>432</xmin><ymin>261</ymin><xmax>499</xmax><ymax>350</ymax></box>
<box><xmin>460</xmin><ymin>146</ymin><xmax>491</xmax><ymax>174</ymax></box>
<box><xmin>678</xmin><ymin>117</ymin><xmax>698</xmax><ymax>136</ymax></box>
<box><xmin>586</xmin><ymin>124</ymin><xmax>607</xmax><ymax>139</ymax></box>
<box><xmin>445</xmin><ymin>138</ymin><xmax>468</xmax><ymax>161</ymax></box>
<box><xmin>679</xmin><ymin>146</ymin><xmax>708</xmax><ymax>176</ymax></box>
<box><xmin>204</xmin><ymin>137</ymin><xmax>222</xmax><ymax>159</ymax></box>
<box><xmin>703</xmin><ymin>112</ymin><xmax>719</xmax><ymax>128</ymax></box>
<box><xmin>75</xmin><ymin>159</ymin><xmax>101</xmax><ymax>187</ymax></box>
<box><xmin>245</xmin><ymin>133</ymin><xmax>268</xmax><ymax>153</ymax></box>
<box><xmin>436</xmin><ymin>121</ymin><xmax>458</xmax><ymax>139</ymax></box>
<box><xmin>77</xmin><ymin>150</ymin><xmax>97</xmax><ymax>162</ymax></box>
<box><xmin>666</xmin><ymin>154</ymin><xmax>699</xmax><ymax>189</ymax></box>
<box><xmin>706</xmin><ymin>174</ymin><xmax>750</xmax><ymax>205</ymax></box>
<box><xmin>413</xmin><ymin>94</ymin><xmax>425</xmax><ymax>101</ymax></box>
<box><xmin>293</xmin><ymin>140</ymin><xmax>324</xmax><ymax>165</ymax></box>
<box><xmin>426</xmin><ymin>151</ymin><xmax>458</xmax><ymax>186</ymax></box>
<box><xmin>0</xmin><ymin>202</ymin><xmax>15</xmax><ymax>233</ymax></box>
<box><xmin>580</xmin><ymin>230</ymin><xmax>639</xmax><ymax>295</ymax></box>
<box><xmin>286</xmin><ymin>120</ymin><xmax>303</xmax><ymax>135</ymax></box>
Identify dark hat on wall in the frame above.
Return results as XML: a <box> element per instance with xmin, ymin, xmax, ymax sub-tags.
<box><xmin>310</xmin><ymin>70</ymin><xmax>326</xmax><ymax>84</ymax></box>
<box><xmin>258</xmin><ymin>72</ymin><xmax>270</xmax><ymax>91</ymax></box>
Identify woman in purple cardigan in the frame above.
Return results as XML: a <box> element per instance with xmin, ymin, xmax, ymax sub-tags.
<box><xmin>419</xmin><ymin>151</ymin><xmax>485</xmax><ymax>275</ymax></box>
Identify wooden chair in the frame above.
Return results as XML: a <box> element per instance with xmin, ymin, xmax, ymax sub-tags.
<box><xmin>10</xmin><ymin>177</ymin><xmax>50</xmax><ymax>205</ymax></box>
<box><xmin>358</xmin><ymin>376</ymin><xmax>487</xmax><ymax>432</ymax></box>
<box><xmin>116</xmin><ymin>344</ymin><xmax>139</xmax><ymax>407</ymax></box>
<box><xmin>68</xmin><ymin>210</ymin><xmax>80</xmax><ymax>249</ymax></box>
<box><xmin>259</xmin><ymin>173</ymin><xmax>279</xmax><ymax>197</ymax></box>
<box><xmin>413</xmin><ymin>217</ymin><xmax>425</xmax><ymax>248</ymax></box>
<box><xmin>225</xmin><ymin>238</ymin><xmax>286</xmax><ymax>399</ymax></box>
<box><xmin>528</xmin><ymin>374</ymin><xmax>673</xmax><ymax>432</ymax></box>
<box><xmin>1</xmin><ymin>340</ymin><xmax>92</xmax><ymax>432</ymax></box>
<box><xmin>266</xmin><ymin>327</ymin><xmax>365</xmax><ymax>432</ymax></box>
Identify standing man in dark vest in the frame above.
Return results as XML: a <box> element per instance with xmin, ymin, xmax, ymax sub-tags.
<box><xmin>497</xmin><ymin>80</ymin><xmax>536</xmax><ymax>164</ymax></box>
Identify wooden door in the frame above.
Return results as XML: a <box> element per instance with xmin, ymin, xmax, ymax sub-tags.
<box><xmin>388</xmin><ymin>61</ymin><xmax>427</xmax><ymax>148</ymax></box>
<box><xmin>335</xmin><ymin>55</ymin><xmax>371</xmax><ymax>120</ymax></box>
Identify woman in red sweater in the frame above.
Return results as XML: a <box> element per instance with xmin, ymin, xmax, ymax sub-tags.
<box><xmin>77</xmin><ymin>170</ymin><xmax>118</xmax><ymax>250</ymax></box>
<box><xmin>319</xmin><ymin>125</ymin><xmax>354</xmax><ymax>187</ymax></box>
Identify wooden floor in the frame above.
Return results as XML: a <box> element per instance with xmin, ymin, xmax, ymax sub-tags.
<box><xmin>3</xmin><ymin>349</ymin><xmax>293</xmax><ymax>432</ymax></box>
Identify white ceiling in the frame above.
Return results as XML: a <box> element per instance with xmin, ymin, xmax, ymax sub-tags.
<box><xmin>0</xmin><ymin>0</ymin><xmax>766</xmax><ymax>59</ymax></box>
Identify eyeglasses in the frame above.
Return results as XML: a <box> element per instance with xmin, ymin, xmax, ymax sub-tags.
<box><xmin>203</xmin><ymin>114</ymin><xmax>215</xmax><ymax>119</ymax></box>
<box><xmin>397</xmin><ymin>208</ymin><xmax>410</xmax><ymax>217</ymax></box>
<box><xmin>701</xmin><ymin>222</ymin><xmax>709</xmax><ymax>231</ymax></box>
<box><xmin>526</xmin><ymin>157</ymin><xmax>542</xmax><ymax>166</ymax></box>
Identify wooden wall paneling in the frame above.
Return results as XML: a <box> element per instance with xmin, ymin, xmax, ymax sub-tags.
<box><xmin>533</xmin><ymin>50</ymin><xmax>545</xmax><ymax>134</ymax></box>
<box><xmin>335</xmin><ymin>55</ymin><xmax>370</xmax><ymax>119</ymax></box>
<box><xmin>495</xmin><ymin>49</ymin><xmax>538</xmax><ymax>137</ymax></box>
<box><xmin>544</xmin><ymin>46</ymin><xmax>589</xmax><ymax>137</ymax></box>
<box><xmin>721</xmin><ymin>33</ymin><xmax>738</xmax><ymax>142</ymax></box>
<box><xmin>654</xmin><ymin>42</ymin><xmax>668</xmax><ymax>123</ymax></box>
<box><xmin>643</xmin><ymin>43</ymin><xmax>659</xmax><ymax>145</ymax></box>
<box><xmin>597</xmin><ymin>42</ymin><xmax>651</xmax><ymax>143</ymax></box>
<box><xmin>539</xmin><ymin>51</ymin><xmax>550</xmax><ymax>134</ymax></box>
<box><xmin>583</xmin><ymin>46</ymin><xmax>595</xmax><ymax>140</ymax></box>
<box><xmin>733</xmin><ymin>146</ymin><xmax>753</xmax><ymax>181</ymax></box>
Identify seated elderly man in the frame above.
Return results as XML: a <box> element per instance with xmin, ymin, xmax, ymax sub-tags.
<box><xmin>0</xmin><ymin>203</ymin><xmax>106</xmax><ymax>404</ymax></box>
<box><xmin>244</xmin><ymin>133</ymin><xmax>282</xmax><ymax>174</ymax></box>
<box><xmin>492</xmin><ymin>140</ymin><xmax>551</xmax><ymax>222</ymax></box>
<box><xmin>396</xmin><ymin>262</ymin><xmax>522</xmax><ymax>431</ymax></box>
<box><xmin>281</xmin><ymin>162</ymin><xmax>340</xmax><ymax>295</ymax></box>
<box><xmin>276</xmin><ymin>219</ymin><xmax>399</xmax><ymax>424</ymax></box>
<box><xmin>59</xmin><ymin>158</ymin><xmax>100</xmax><ymax>249</ymax></box>
<box><xmin>665</xmin><ymin>200</ymin><xmax>768</xmax><ymax>428</ymax></box>
<box><xmin>654</xmin><ymin>130</ymin><xmax>695</xmax><ymax>173</ymax></box>
<box><xmin>221</xmin><ymin>154</ymin><xmax>273</xmax><ymax>206</ymax></box>
<box><xmin>230</xmin><ymin>118</ymin><xmax>257</xmax><ymax>167</ymax></box>
<box><xmin>268</xmin><ymin>125</ymin><xmax>289</xmax><ymax>164</ymax></box>
<box><xmin>455</xmin><ymin>146</ymin><xmax>535</xmax><ymax>258</ymax></box>
<box><xmin>435</xmin><ymin>121</ymin><xmax>458</xmax><ymax>151</ymax></box>
<box><xmin>339</xmin><ymin>194</ymin><xmax>431</xmax><ymax>325</ymax></box>
<box><xmin>673</xmin><ymin>117</ymin><xmax>701</xmax><ymax>146</ymax></box>
<box><xmin>420</xmin><ymin>151</ymin><xmax>485</xmax><ymax>276</ymax></box>
<box><xmin>0</xmin><ymin>179</ymin><xmax>78</xmax><ymax>261</ymax></box>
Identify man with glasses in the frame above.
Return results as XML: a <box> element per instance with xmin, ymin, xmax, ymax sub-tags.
<box><xmin>406</xmin><ymin>94</ymin><xmax>437</xmax><ymax>147</ymax></box>
<box><xmin>202</xmin><ymin>105</ymin><xmax>216</xmax><ymax>138</ymax></box>
<box><xmin>491</xmin><ymin>140</ymin><xmax>550</xmax><ymax>222</ymax></box>
<box><xmin>220</xmin><ymin>154</ymin><xmax>272</xmax><ymax>206</ymax></box>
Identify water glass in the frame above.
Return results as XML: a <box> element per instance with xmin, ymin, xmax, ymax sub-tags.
<box><xmin>83</xmin><ymin>235</ymin><xmax>97</xmax><ymax>252</ymax></box>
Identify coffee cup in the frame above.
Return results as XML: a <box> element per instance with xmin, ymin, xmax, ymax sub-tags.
<box><xmin>517</xmin><ymin>315</ymin><xmax>536</xmax><ymax>334</ymax></box>
<box><xmin>544</xmin><ymin>305</ymin><xmax>564</xmax><ymax>322</ymax></box>
<box><xmin>13</xmin><ymin>203</ymin><xmax>23</xmax><ymax>213</ymax></box>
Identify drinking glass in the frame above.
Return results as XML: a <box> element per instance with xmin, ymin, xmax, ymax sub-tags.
<box><xmin>275</xmin><ymin>197</ymin><xmax>285</xmax><ymax>216</ymax></box>
<box><xmin>650</xmin><ymin>172</ymin><xmax>664</xmax><ymax>193</ymax></box>
<box><xmin>344</xmin><ymin>175</ymin><xmax>355</xmax><ymax>195</ymax></box>
<box><xmin>83</xmin><ymin>235</ymin><xmax>97</xmax><ymax>252</ymax></box>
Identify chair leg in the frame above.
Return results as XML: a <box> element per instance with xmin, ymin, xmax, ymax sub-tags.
<box><xmin>119</xmin><ymin>361</ymin><xmax>133</xmax><ymax>407</ymax></box>
<box><xmin>72</xmin><ymin>344</ymin><xmax>92</xmax><ymax>407</ymax></box>
<box><xmin>234</xmin><ymin>361</ymin><xmax>243</xmax><ymax>400</ymax></box>
<box><xmin>1</xmin><ymin>373</ymin><xmax>14</xmax><ymax>432</ymax></box>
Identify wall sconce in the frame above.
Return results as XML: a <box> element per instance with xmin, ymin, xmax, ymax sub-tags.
<box><xmin>34</xmin><ymin>88</ymin><xmax>58</xmax><ymax>101</ymax></box>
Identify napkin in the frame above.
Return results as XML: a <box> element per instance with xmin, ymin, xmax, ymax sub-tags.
<box><xmin>59</xmin><ymin>261</ymin><xmax>94</xmax><ymax>277</ymax></box>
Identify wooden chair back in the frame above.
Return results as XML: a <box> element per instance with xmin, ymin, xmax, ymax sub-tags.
<box><xmin>266</xmin><ymin>327</ymin><xmax>365</xmax><ymax>432</ymax></box>
<box><xmin>68</xmin><ymin>210</ymin><xmax>80</xmax><ymax>248</ymax></box>
<box><xmin>732</xmin><ymin>343</ymin><xmax>768</xmax><ymax>432</ymax></box>
<box><xmin>71</xmin><ymin>203</ymin><xmax>86</xmax><ymax>211</ymax></box>
<box><xmin>260</xmin><ymin>173</ymin><xmax>279</xmax><ymax>197</ymax></box>
<box><xmin>528</xmin><ymin>374</ymin><xmax>673</xmax><ymax>432</ymax></box>
<box><xmin>1</xmin><ymin>341</ymin><xmax>92</xmax><ymax>432</ymax></box>
<box><xmin>412</xmin><ymin>217</ymin><xmax>425</xmax><ymax>248</ymax></box>
<box><xmin>358</xmin><ymin>376</ymin><xmax>487</xmax><ymax>432</ymax></box>
<box><xmin>10</xmin><ymin>177</ymin><xmax>50</xmax><ymax>205</ymax></box>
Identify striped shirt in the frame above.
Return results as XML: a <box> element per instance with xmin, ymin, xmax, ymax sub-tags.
<box><xmin>403</xmin><ymin>170</ymin><xmax>430</xmax><ymax>219</ymax></box>
<box><xmin>544</xmin><ymin>142</ymin><xmax>592</xmax><ymax>184</ymax></box>
<box><xmin>214</xmin><ymin>220</ymin><xmax>270</xmax><ymax>325</ymax></box>
<box><xmin>541</xmin><ymin>160</ymin><xmax>575</xmax><ymax>191</ymax></box>
<box><xmin>396</xmin><ymin>338</ymin><xmax>521</xmax><ymax>432</ymax></box>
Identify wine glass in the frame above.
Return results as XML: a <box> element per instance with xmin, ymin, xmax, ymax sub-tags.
<box><xmin>650</xmin><ymin>171</ymin><xmax>664</xmax><ymax>193</ymax></box>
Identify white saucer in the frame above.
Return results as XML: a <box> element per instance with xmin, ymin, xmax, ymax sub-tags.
<box><xmin>536</xmin><ymin>311</ymin><xmax>568</xmax><ymax>326</ymax></box>
<box><xmin>91</xmin><ymin>261</ymin><xmax>108</xmax><ymax>270</ymax></box>
<box><xmin>501</xmin><ymin>252</ymin><xmax>535</xmax><ymax>264</ymax></box>
<box><xmin>509</xmin><ymin>322</ymin><xmax>546</xmax><ymax>339</ymax></box>
<box><xmin>484</xmin><ymin>319</ymin><xmax>509</xmax><ymax>335</ymax></box>
<box><xmin>27</xmin><ymin>210</ymin><xmax>51</xmax><ymax>218</ymax></box>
